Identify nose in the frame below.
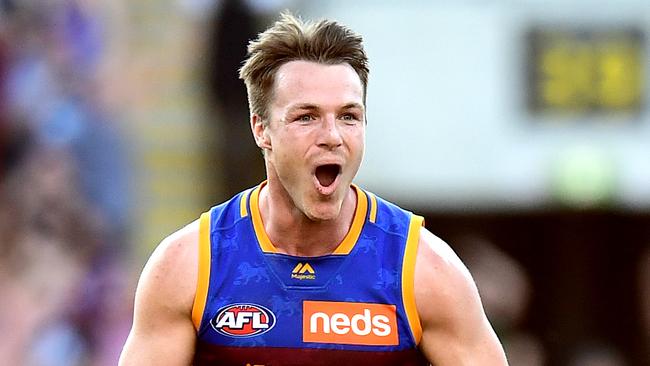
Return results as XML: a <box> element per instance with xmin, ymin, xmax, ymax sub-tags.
<box><xmin>317</xmin><ymin>114</ymin><xmax>343</xmax><ymax>149</ymax></box>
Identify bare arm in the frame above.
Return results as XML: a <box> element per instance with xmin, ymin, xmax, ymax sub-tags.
<box><xmin>119</xmin><ymin>221</ymin><xmax>199</xmax><ymax>365</ymax></box>
<box><xmin>415</xmin><ymin>228</ymin><xmax>508</xmax><ymax>365</ymax></box>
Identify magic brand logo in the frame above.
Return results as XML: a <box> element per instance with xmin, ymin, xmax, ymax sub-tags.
<box><xmin>291</xmin><ymin>262</ymin><xmax>316</xmax><ymax>280</ymax></box>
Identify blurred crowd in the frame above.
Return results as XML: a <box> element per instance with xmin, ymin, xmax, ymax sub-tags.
<box><xmin>0</xmin><ymin>1</ymin><xmax>132</xmax><ymax>365</ymax></box>
<box><xmin>456</xmin><ymin>235</ymin><xmax>639</xmax><ymax>366</ymax></box>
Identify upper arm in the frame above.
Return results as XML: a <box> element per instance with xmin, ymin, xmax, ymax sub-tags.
<box><xmin>414</xmin><ymin>227</ymin><xmax>508</xmax><ymax>365</ymax></box>
<box><xmin>119</xmin><ymin>221</ymin><xmax>199</xmax><ymax>366</ymax></box>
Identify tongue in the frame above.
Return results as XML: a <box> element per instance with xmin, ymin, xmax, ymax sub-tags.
<box><xmin>315</xmin><ymin>165</ymin><xmax>338</xmax><ymax>187</ymax></box>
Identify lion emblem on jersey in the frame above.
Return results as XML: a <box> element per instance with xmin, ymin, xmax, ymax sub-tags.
<box><xmin>374</xmin><ymin>268</ymin><xmax>399</xmax><ymax>290</ymax></box>
<box><xmin>234</xmin><ymin>262</ymin><xmax>271</xmax><ymax>285</ymax></box>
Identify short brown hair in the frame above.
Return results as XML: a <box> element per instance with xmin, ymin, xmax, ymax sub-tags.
<box><xmin>239</xmin><ymin>12</ymin><xmax>369</xmax><ymax>120</ymax></box>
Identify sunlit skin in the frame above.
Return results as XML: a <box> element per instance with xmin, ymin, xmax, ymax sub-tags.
<box><xmin>251</xmin><ymin>60</ymin><xmax>366</xmax><ymax>256</ymax></box>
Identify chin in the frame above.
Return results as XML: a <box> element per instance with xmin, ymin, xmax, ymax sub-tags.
<box><xmin>304</xmin><ymin>203</ymin><xmax>341</xmax><ymax>222</ymax></box>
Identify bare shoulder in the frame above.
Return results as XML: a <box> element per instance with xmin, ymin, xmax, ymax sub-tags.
<box><xmin>413</xmin><ymin>227</ymin><xmax>477</xmax><ymax>323</ymax></box>
<box><xmin>119</xmin><ymin>220</ymin><xmax>201</xmax><ymax>365</ymax></box>
<box><xmin>137</xmin><ymin>220</ymin><xmax>200</xmax><ymax>317</ymax></box>
<box><xmin>152</xmin><ymin>219</ymin><xmax>200</xmax><ymax>272</ymax></box>
<box><xmin>413</xmin><ymin>227</ymin><xmax>508</xmax><ymax>364</ymax></box>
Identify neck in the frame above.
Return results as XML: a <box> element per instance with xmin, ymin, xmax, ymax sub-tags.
<box><xmin>258</xmin><ymin>181</ymin><xmax>357</xmax><ymax>257</ymax></box>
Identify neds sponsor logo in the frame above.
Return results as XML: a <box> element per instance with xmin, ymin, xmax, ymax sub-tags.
<box><xmin>302</xmin><ymin>300</ymin><xmax>398</xmax><ymax>346</ymax></box>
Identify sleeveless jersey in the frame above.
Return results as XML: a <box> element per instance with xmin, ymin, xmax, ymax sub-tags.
<box><xmin>192</xmin><ymin>183</ymin><xmax>428</xmax><ymax>366</ymax></box>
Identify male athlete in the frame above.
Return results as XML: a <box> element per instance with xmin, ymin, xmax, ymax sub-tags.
<box><xmin>120</xmin><ymin>12</ymin><xmax>508</xmax><ymax>365</ymax></box>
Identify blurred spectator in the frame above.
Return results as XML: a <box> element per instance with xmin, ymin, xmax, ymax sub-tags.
<box><xmin>456</xmin><ymin>235</ymin><xmax>546</xmax><ymax>366</ymax></box>
<box><xmin>0</xmin><ymin>147</ymin><xmax>103</xmax><ymax>365</ymax></box>
<box><xmin>4</xmin><ymin>1</ymin><xmax>131</xmax><ymax>234</ymax></box>
<box><xmin>567</xmin><ymin>341</ymin><xmax>628</xmax><ymax>366</ymax></box>
<box><xmin>1</xmin><ymin>11</ymin><xmax>8</xmax><ymax>177</ymax></box>
<box><xmin>0</xmin><ymin>1</ymin><xmax>132</xmax><ymax>364</ymax></box>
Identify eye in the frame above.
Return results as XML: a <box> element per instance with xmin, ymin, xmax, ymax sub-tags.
<box><xmin>295</xmin><ymin>114</ymin><xmax>315</xmax><ymax>122</ymax></box>
<box><xmin>340</xmin><ymin>113</ymin><xmax>360</xmax><ymax>124</ymax></box>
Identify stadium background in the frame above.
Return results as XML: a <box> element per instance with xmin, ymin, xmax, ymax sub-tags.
<box><xmin>0</xmin><ymin>0</ymin><xmax>648</xmax><ymax>365</ymax></box>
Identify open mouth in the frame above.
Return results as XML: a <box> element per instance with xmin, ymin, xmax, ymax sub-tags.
<box><xmin>315</xmin><ymin>164</ymin><xmax>341</xmax><ymax>188</ymax></box>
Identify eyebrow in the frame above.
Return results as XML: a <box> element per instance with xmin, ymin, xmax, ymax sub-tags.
<box><xmin>286</xmin><ymin>102</ymin><xmax>365</xmax><ymax>113</ymax></box>
<box><xmin>340</xmin><ymin>103</ymin><xmax>365</xmax><ymax>112</ymax></box>
<box><xmin>286</xmin><ymin>104</ymin><xmax>319</xmax><ymax>113</ymax></box>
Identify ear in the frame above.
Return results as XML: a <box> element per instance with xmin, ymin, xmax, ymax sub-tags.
<box><xmin>251</xmin><ymin>114</ymin><xmax>272</xmax><ymax>150</ymax></box>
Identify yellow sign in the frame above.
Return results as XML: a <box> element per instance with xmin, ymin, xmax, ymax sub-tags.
<box><xmin>528</xmin><ymin>28</ymin><xmax>644</xmax><ymax>115</ymax></box>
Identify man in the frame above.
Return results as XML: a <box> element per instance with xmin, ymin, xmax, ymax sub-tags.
<box><xmin>120</xmin><ymin>12</ymin><xmax>508</xmax><ymax>365</ymax></box>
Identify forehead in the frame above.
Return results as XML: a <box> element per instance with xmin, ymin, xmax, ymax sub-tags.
<box><xmin>271</xmin><ymin>60</ymin><xmax>364</xmax><ymax>112</ymax></box>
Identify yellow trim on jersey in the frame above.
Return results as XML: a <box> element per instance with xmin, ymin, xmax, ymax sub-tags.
<box><xmin>249</xmin><ymin>182</ymin><xmax>279</xmax><ymax>253</ymax></box>
<box><xmin>191</xmin><ymin>211</ymin><xmax>212</xmax><ymax>330</ymax></box>
<box><xmin>367</xmin><ymin>192</ymin><xmax>378</xmax><ymax>223</ymax></box>
<box><xmin>240</xmin><ymin>189</ymin><xmax>250</xmax><ymax>217</ymax></box>
<box><xmin>402</xmin><ymin>214</ymin><xmax>424</xmax><ymax>344</ymax></box>
<box><xmin>249</xmin><ymin>182</ymin><xmax>368</xmax><ymax>255</ymax></box>
<box><xmin>332</xmin><ymin>185</ymin><xmax>367</xmax><ymax>254</ymax></box>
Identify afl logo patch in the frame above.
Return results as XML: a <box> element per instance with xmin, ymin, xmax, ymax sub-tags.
<box><xmin>211</xmin><ymin>303</ymin><xmax>276</xmax><ymax>338</ymax></box>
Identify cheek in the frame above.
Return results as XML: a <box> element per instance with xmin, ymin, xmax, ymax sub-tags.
<box><xmin>277</xmin><ymin>128</ymin><xmax>316</xmax><ymax>156</ymax></box>
<box><xmin>343</xmin><ymin>130</ymin><xmax>365</xmax><ymax>176</ymax></box>
<box><xmin>271</xmin><ymin>135</ymin><xmax>306</xmax><ymax>173</ymax></box>
<box><xmin>348</xmin><ymin>128</ymin><xmax>366</xmax><ymax>155</ymax></box>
